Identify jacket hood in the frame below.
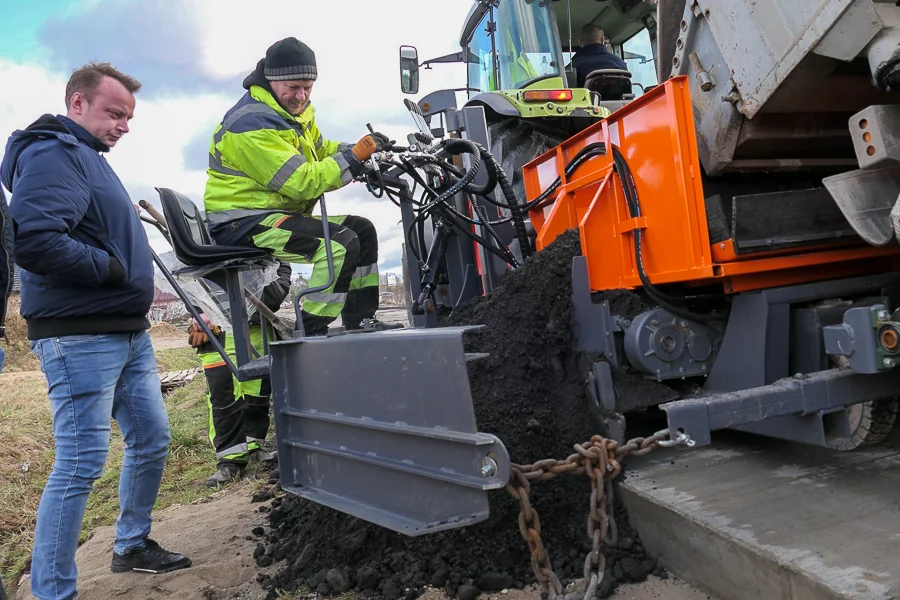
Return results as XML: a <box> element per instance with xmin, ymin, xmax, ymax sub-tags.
<box><xmin>243</xmin><ymin>58</ymin><xmax>276</xmax><ymax>95</ymax></box>
<box><xmin>0</xmin><ymin>114</ymin><xmax>108</xmax><ymax>192</ymax></box>
<box><xmin>1</xmin><ymin>114</ymin><xmax>78</xmax><ymax>191</ymax></box>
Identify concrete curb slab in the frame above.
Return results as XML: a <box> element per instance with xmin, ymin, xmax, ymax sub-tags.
<box><xmin>619</xmin><ymin>432</ymin><xmax>900</xmax><ymax>600</ymax></box>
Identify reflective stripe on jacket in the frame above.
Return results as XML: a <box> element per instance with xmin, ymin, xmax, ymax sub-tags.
<box><xmin>203</xmin><ymin>85</ymin><xmax>354</xmax><ymax>222</ymax></box>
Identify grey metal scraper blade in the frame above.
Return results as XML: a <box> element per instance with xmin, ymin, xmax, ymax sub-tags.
<box><xmin>823</xmin><ymin>165</ymin><xmax>900</xmax><ymax>246</ymax></box>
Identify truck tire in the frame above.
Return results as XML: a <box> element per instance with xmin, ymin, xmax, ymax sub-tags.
<box><xmin>834</xmin><ymin>398</ymin><xmax>898</xmax><ymax>451</ymax></box>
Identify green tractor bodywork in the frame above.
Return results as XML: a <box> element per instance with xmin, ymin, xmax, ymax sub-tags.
<box><xmin>400</xmin><ymin>0</ymin><xmax>659</xmax><ymax>131</ymax></box>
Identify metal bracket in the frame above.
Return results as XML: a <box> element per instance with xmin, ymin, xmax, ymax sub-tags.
<box><xmin>269</xmin><ymin>326</ymin><xmax>510</xmax><ymax>536</ymax></box>
<box><xmin>663</xmin><ymin>368</ymin><xmax>900</xmax><ymax>447</ymax></box>
<box><xmin>585</xmin><ymin>361</ymin><xmax>626</xmax><ymax>444</ymax></box>
<box><xmin>571</xmin><ymin>256</ymin><xmax>621</xmax><ymax>367</ymax></box>
<box><xmin>824</xmin><ymin>304</ymin><xmax>900</xmax><ymax>373</ymax></box>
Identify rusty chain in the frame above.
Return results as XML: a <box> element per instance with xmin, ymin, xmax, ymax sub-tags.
<box><xmin>505</xmin><ymin>428</ymin><xmax>693</xmax><ymax>600</ymax></box>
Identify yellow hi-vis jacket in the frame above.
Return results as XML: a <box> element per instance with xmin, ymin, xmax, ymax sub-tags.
<box><xmin>202</xmin><ymin>85</ymin><xmax>354</xmax><ymax>226</ymax></box>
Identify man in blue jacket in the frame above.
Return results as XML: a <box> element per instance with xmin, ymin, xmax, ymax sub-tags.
<box><xmin>571</xmin><ymin>23</ymin><xmax>629</xmax><ymax>88</ymax></box>
<box><xmin>0</xmin><ymin>62</ymin><xmax>191</xmax><ymax>600</ymax></box>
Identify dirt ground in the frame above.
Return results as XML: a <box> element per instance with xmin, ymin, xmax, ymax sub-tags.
<box><xmin>13</xmin><ymin>484</ymin><xmax>269</xmax><ymax>600</ymax></box>
<box><xmin>149</xmin><ymin>323</ymin><xmax>191</xmax><ymax>351</ymax></box>
<box><xmin>13</xmin><ymin>485</ymin><xmax>714</xmax><ymax>600</ymax></box>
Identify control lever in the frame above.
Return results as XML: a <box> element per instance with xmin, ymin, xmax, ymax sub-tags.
<box><xmin>403</xmin><ymin>99</ymin><xmax>434</xmax><ymax>143</ymax></box>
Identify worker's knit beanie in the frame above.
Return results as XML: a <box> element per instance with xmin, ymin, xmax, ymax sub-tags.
<box><xmin>263</xmin><ymin>37</ymin><xmax>318</xmax><ymax>81</ymax></box>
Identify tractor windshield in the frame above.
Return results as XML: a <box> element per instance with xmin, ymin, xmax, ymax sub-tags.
<box><xmin>495</xmin><ymin>0</ymin><xmax>562</xmax><ymax>90</ymax></box>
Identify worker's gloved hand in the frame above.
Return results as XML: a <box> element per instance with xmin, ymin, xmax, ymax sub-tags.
<box><xmin>370</xmin><ymin>131</ymin><xmax>394</xmax><ymax>150</ymax></box>
<box><xmin>350</xmin><ymin>132</ymin><xmax>392</xmax><ymax>162</ymax></box>
<box><xmin>188</xmin><ymin>313</ymin><xmax>216</xmax><ymax>348</ymax></box>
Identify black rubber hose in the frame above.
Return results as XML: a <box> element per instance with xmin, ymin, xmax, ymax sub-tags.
<box><xmin>438</xmin><ymin>139</ymin><xmax>485</xmax><ymax>200</ymax></box>
<box><xmin>472</xmin><ymin>203</ymin><xmax>520</xmax><ymax>267</ymax></box>
<box><xmin>522</xmin><ymin>143</ymin><xmax>608</xmax><ymax>212</ymax></box>
<box><xmin>446</xmin><ymin>199</ymin><xmax>514</xmax><ymax>226</ymax></box>
<box><xmin>610</xmin><ymin>145</ymin><xmax>726</xmax><ymax>323</ymax></box>
<box><xmin>439</xmin><ymin>205</ymin><xmax>520</xmax><ymax>265</ymax></box>
<box><xmin>434</xmin><ymin>139</ymin><xmax>534</xmax><ymax>260</ymax></box>
<box><xmin>441</xmin><ymin>139</ymin><xmax>498</xmax><ymax>197</ymax></box>
<box><xmin>492</xmin><ymin>155</ymin><xmax>533</xmax><ymax>258</ymax></box>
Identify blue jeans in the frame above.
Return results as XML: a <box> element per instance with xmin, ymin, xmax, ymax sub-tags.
<box><xmin>29</xmin><ymin>331</ymin><xmax>171</xmax><ymax>600</ymax></box>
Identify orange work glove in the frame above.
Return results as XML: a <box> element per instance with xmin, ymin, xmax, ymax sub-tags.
<box><xmin>187</xmin><ymin>323</ymin><xmax>208</xmax><ymax>348</ymax></box>
<box><xmin>350</xmin><ymin>132</ymin><xmax>391</xmax><ymax>162</ymax></box>
<box><xmin>187</xmin><ymin>313</ymin><xmax>220</xmax><ymax>348</ymax></box>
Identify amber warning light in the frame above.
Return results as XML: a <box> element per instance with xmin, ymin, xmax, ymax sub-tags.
<box><xmin>522</xmin><ymin>89</ymin><xmax>573</xmax><ymax>102</ymax></box>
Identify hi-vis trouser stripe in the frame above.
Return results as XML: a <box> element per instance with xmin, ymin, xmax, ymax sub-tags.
<box><xmin>350</xmin><ymin>263</ymin><xmax>379</xmax><ymax>291</ymax></box>
<box><xmin>200</xmin><ymin>326</ymin><xmax>269</xmax><ymax>463</ymax></box>
<box><xmin>249</xmin><ymin>213</ymin><xmax>360</xmax><ymax>320</ymax></box>
<box><xmin>216</xmin><ymin>442</ymin><xmax>248</xmax><ymax>461</ymax></box>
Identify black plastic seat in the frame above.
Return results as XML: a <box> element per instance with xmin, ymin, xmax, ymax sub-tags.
<box><xmin>584</xmin><ymin>68</ymin><xmax>634</xmax><ymax>101</ymax></box>
<box><xmin>154</xmin><ymin>187</ymin><xmax>276</xmax><ymax>381</ymax></box>
<box><xmin>157</xmin><ymin>187</ymin><xmax>268</xmax><ymax>267</ymax></box>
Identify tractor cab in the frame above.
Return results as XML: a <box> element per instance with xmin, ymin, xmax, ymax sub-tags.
<box><xmin>400</xmin><ymin>0</ymin><xmax>659</xmax><ymax>125</ymax></box>
<box><xmin>552</xmin><ymin>0</ymin><xmax>659</xmax><ymax>101</ymax></box>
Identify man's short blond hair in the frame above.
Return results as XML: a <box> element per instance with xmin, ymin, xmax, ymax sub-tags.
<box><xmin>581</xmin><ymin>23</ymin><xmax>606</xmax><ymax>45</ymax></box>
<box><xmin>65</xmin><ymin>62</ymin><xmax>142</xmax><ymax>109</ymax></box>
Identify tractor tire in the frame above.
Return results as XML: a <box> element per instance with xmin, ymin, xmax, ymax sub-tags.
<box><xmin>487</xmin><ymin>118</ymin><xmax>570</xmax><ymax>208</ymax></box>
<box><xmin>834</xmin><ymin>398</ymin><xmax>899</xmax><ymax>451</ymax></box>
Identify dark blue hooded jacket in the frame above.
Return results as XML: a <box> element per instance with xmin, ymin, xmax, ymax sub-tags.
<box><xmin>572</xmin><ymin>43</ymin><xmax>629</xmax><ymax>88</ymax></box>
<box><xmin>0</xmin><ymin>114</ymin><xmax>154</xmax><ymax>340</ymax></box>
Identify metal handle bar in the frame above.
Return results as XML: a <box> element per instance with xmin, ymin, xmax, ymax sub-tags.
<box><xmin>291</xmin><ymin>195</ymin><xmax>336</xmax><ymax>338</ymax></box>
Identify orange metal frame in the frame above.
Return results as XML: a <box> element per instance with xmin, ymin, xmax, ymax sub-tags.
<box><xmin>522</xmin><ymin>76</ymin><xmax>900</xmax><ymax>294</ymax></box>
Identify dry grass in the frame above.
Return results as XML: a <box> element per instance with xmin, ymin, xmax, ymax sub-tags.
<box><xmin>0</xmin><ymin>347</ymin><xmax>219</xmax><ymax>595</ymax></box>
<box><xmin>155</xmin><ymin>346</ymin><xmax>200</xmax><ymax>372</ymax></box>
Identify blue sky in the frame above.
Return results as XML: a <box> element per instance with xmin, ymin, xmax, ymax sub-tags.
<box><xmin>0</xmin><ymin>0</ymin><xmax>78</xmax><ymax>62</ymax></box>
<box><xmin>0</xmin><ymin>0</ymin><xmax>472</xmax><ymax>273</ymax></box>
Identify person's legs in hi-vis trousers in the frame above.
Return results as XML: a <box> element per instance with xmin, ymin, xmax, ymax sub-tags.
<box><xmin>197</xmin><ymin>325</ymin><xmax>270</xmax><ymax>487</ymax></box>
<box><xmin>246</xmin><ymin>213</ymin><xmax>389</xmax><ymax>334</ymax></box>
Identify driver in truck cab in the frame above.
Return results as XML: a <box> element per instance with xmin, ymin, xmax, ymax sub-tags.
<box><xmin>202</xmin><ymin>37</ymin><xmax>401</xmax><ymax>336</ymax></box>
<box><xmin>571</xmin><ymin>23</ymin><xmax>629</xmax><ymax>89</ymax></box>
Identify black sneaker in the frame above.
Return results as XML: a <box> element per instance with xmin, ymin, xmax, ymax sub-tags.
<box><xmin>111</xmin><ymin>538</ymin><xmax>192</xmax><ymax>574</ymax></box>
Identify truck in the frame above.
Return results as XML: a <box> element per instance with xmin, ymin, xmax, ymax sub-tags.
<box><xmin>144</xmin><ymin>0</ymin><xmax>900</xmax><ymax>594</ymax></box>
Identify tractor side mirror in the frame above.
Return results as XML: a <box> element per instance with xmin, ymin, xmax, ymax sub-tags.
<box><xmin>400</xmin><ymin>45</ymin><xmax>420</xmax><ymax>95</ymax></box>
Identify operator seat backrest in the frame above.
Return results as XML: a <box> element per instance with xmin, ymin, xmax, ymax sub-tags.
<box><xmin>584</xmin><ymin>68</ymin><xmax>633</xmax><ymax>101</ymax></box>
<box><xmin>156</xmin><ymin>187</ymin><xmax>269</xmax><ymax>267</ymax></box>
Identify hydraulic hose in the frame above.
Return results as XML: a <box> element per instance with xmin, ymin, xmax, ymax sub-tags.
<box><xmin>474</xmin><ymin>144</ymin><xmax>533</xmax><ymax>259</ymax></box>
<box><xmin>439</xmin><ymin>138</ymin><xmax>532</xmax><ymax>260</ymax></box>
<box><xmin>442</xmin><ymin>139</ymin><xmax>498</xmax><ymax>196</ymax></box>
<box><xmin>610</xmin><ymin>144</ymin><xmax>726</xmax><ymax>324</ymax></box>
<box><xmin>522</xmin><ymin>142</ymin><xmax>608</xmax><ymax>212</ymax></box>
<box><xmin>436</xmin><ymin>139</ymin><xmax>483</xmax><ymax>204</ymax></box>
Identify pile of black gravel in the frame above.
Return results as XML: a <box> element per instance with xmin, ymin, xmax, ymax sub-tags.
<box><xmin>253</xmin><ymin>230</ymin><xmax>666</xmax><ymax>600</ymax></box>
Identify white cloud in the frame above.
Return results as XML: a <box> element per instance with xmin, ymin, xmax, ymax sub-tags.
<box><xmin>0</xmin><ymin>0</ymin><xmax>474</xmax><ymax>272</ymax></box>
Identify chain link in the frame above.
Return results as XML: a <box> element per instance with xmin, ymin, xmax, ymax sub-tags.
<box><xmin>505</xmin><ymin>429</ymin><xmax>692</xmax><ymax>600</ymax></box>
